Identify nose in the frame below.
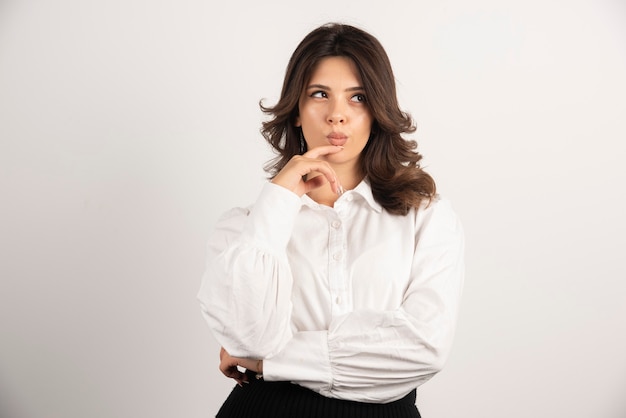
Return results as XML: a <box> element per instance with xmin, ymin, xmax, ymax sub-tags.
<box><xmin>327</xmin><ymin>100</ymin><xmax>346</xmax><ymax>124</ymax></box>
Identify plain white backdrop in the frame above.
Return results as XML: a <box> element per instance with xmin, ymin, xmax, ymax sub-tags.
<box><xmin>1</xmin><ymin>0</ymin><xmax>625</xmax><ymax>417</ymax></box>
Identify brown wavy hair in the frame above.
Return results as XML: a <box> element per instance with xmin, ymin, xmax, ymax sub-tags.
<box><xmin>260</xmin><ymin>23</ymin><xmax>435</xmax><ymax>215</ymax></box>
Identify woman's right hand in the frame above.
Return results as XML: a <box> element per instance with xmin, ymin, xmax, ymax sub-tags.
<box><xmin>271</xmin><ymin>145</ymin><xmax>344</xmax><ymax>196</ymax></box>
<box><xmin>219</xmin><ymin>347</ymin><xmax>263</xmax><ymax>387</ymax></box>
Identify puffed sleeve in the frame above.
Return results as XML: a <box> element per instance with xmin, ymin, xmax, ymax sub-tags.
<box><xmin>262</xmin><ymin>198</ymin><xmax>465</xmax><ymax>403</ymax></box>
<box><xmin>196</xmin><ymin>182</ymin><xmax>302</xmax><ymax>358</ymax></box>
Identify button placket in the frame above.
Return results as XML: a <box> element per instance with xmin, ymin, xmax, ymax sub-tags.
<box><xmin>327</xmin><ymin>210</ymin><xmax>347</xmax><ymax>316</ymax></box>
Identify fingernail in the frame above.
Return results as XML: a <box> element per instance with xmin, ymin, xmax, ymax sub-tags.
<box><xmin>337</xmin><ymin>185</ymin><xmax>345</xmax><ymax>195</ymax></box>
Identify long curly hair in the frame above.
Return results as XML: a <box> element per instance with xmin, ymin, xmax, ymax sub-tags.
<box><xmin>260</xmin><ymin>23</ymin><xmax>435</xmax><ymax>215</ymax></box>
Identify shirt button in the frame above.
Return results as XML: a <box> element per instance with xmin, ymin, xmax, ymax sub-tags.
<box><xmin>346</xmin><ymin>194</ymin><xmax>354</xmax><ymax>202</ymax></box>
<box><xmin>331</xmin><ymin>220</ymin><xmax>341</xmax><ymax>229</ymax></box>
<box><xmin>333</xmin><ymin>252</ymin><xmax>342</xmax><ymax>261</ymax></box>
<box><xmin>336</xmin><ymin>296</ymin><xmax>342</xmax><ymax>304</ymax></box>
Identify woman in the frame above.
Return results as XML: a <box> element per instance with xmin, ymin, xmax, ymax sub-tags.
<box><xmin>197</xmin><ymin>23</ymin><xmax>464</xmax><ymax>417</ymax></box>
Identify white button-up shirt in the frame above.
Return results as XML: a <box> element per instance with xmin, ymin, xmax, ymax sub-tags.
<box><xmin>198</xmin><ymin>180</ymin><xmax>464</xmax><ymax>403</ymax></box>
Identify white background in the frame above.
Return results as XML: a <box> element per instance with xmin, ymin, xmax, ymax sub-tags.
<box><xmin>1</xmin><ymin>0</ymin><xmax>625</xmax><ymax>417</ymax></box>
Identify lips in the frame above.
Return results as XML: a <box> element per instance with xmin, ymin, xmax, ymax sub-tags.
<box><xmin>327</xmin><ymin>132</ymin><xmax>347</xmax><ymax>146</ymax></box>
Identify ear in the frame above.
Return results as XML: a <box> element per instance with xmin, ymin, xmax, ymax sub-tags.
<box><xmin>295</xmin><ymin>116</ymin><xmax>301</xmax><ymax>127</ymax></box>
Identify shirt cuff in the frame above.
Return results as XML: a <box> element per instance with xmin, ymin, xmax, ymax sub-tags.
<box><xmin>241</xmin><ymin>182</ymin><xmax>302</xmax><ymax>253</ymax></box>
<box><xmin>263</xmin><ymin>330</ymin><xmax>332</xmax><ymax>394</ymax></box>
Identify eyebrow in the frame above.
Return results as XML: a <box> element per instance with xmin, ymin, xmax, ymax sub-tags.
<box><xmin>306</xmin><ymin>83</ymin><xmax>365</xmax><ymax>92</ymax></box>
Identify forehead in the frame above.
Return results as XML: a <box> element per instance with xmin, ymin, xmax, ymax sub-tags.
<box><xmin>307</xmin><ymin>56</ymin><xmax>362</xmax><ymax>86</ymax></box>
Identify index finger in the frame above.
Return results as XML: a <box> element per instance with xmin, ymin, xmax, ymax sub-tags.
<box><xmin>303</xmin><ymin>145</ymin><xmax>344</xmax><ymax>159</ymax></box>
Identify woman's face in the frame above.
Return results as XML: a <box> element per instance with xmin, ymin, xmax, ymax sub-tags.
<box><xmin>296</xmin><ymin>56</ymin><xmax>373</xmax><ymax>170</ymax></box>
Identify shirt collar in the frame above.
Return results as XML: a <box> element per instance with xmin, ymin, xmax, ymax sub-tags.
<box><xmin>301</xmin><ymin>178</ymin><xmax>383</xmax><ymax>213</ymax></box>
<box><xmin>352</xmin><ymin>178</ymin><xmax>383</xmax><ymax>213</ymax></box>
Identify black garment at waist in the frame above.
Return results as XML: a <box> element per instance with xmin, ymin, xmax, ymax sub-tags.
<box><xmin>216</xmin><ymin>370</ymin><xmax>421</xmax><ymax>418</ymax></box>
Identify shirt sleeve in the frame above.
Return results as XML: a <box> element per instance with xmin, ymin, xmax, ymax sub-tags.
<box><xmin>262</xmin><ymin>198</ymin><xmax>465</xmax><ymax>403</ymax></box>
<box><xmin>196</xmin><ymin>182</ymin><xmax>302</xmax><ymax>359</ymax></box>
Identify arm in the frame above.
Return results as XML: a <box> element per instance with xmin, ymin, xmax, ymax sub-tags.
<box><xmin>196</xmin><ymin>182</ymin><xmax>301</xmax><ymax>359</ymax></box>
<box><xmin>197</xmin><ymin>145</ymin><xmax>345</xmax><ymax>359</ymax></box>
<box><xmin>262</xmin><ymin>199</ymin><xmax>465</xmax><ymax>403</ymax></box>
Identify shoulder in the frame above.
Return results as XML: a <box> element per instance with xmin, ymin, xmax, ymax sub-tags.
<box><xmin>218</xmin><ymin>206</ymin><xmax>251</xmax><ymax>222</ymax></box>
<box><xmin>412</xmin><ymin>195</ymin><xmax>463</xmax><ymax>235</ymax></box>
<box><xmin>209</xmin><ymin>206</ymin><xmax>251</xmax><ymax>240</ymax></box>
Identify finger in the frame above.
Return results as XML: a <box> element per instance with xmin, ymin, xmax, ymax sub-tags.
<box><xmin>229</xmin><ymin>370</ymin><xmax>246</xmax><ymax>387</ymax></box>
<box><xmin>231</xmin><ymin>368</ymin><xmax>246</xmax><ymax>386</ymax></box>
<box><xmin>273</xmin><ymin>158</ymin><xmax>342</xmax><ymax>196</ymax></box>
<box><xmin>221</xmin><ymin>364</ymin><xmax>245</xmax><ymax>380</ymax></box>
<box><xmin>219</xmin><ymin>362</ymin><xmax>232</xmax><ymax>376</ymax></box>
<box><xmin>219</xmin><ymin>355</ymin><xmax>240</xmax><ymax>378</ymax></box>
<box><xmin>299</xmin><ymin>164</ymin><xmax>341</xmax><ymax>195</ymax></box>
<box><xmin>237</xmin><ymin>373</ymin><xmax>249</xmax><ymax>386</ymax></box>
<box><xmin>219</xmin><ymin>352</ymin><xmax>251</xmax><ymax>383</ymax></box>
<box><xmin>302</xmin><ymin>174</ymin><xmax>329</xmax><ymax>194</ymax></box>
<box><xmin>302</xmin><ymin>147</ymin><xmax>344</xmax><ymax>194</ymax></box>
<box><xmin>303</xmin><ymin>145</ymin><xmax>344</xmax><ymax>159</ymax></box>
<box><xmin>230</xmin><ymin>369</ymin><xmax>248</xmax><ymax>387</ymax></box>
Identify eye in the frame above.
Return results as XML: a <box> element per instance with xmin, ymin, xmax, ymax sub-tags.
<box><xmin>310</xmin><ymin>90</ymin><xmax>328</xmax><ymax>98</ymax></box>
<box><xmin>351</xmin><ymin>93</ymin><xmax>366</xmax><ymax>103</ymax></box>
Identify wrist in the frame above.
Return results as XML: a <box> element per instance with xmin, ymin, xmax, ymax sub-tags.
<box><xmin>254</xmin><ymin>359</ymin><xmax>263</xmax><ymax>380</ymax></box>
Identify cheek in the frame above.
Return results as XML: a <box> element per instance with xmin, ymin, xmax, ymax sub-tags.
<box><xmin>301</xmin><ymin>108</ymin><xmax>327</xmax><ymax>132</ymax></box>
<box><xmin>357</xmin><ymin>114</ymin><xmax>373</xmax><ymax>134</ymax></box>
<box><xmin>298</xmin><ymin>107</ymin><xmax>313</xmax><ymax>127</ymax></box>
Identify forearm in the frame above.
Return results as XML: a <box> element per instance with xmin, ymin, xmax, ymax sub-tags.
<box><xmin>263</xmin><ymin>309</ymin><xmax>451</xmax><ymax>403</ymax></box>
